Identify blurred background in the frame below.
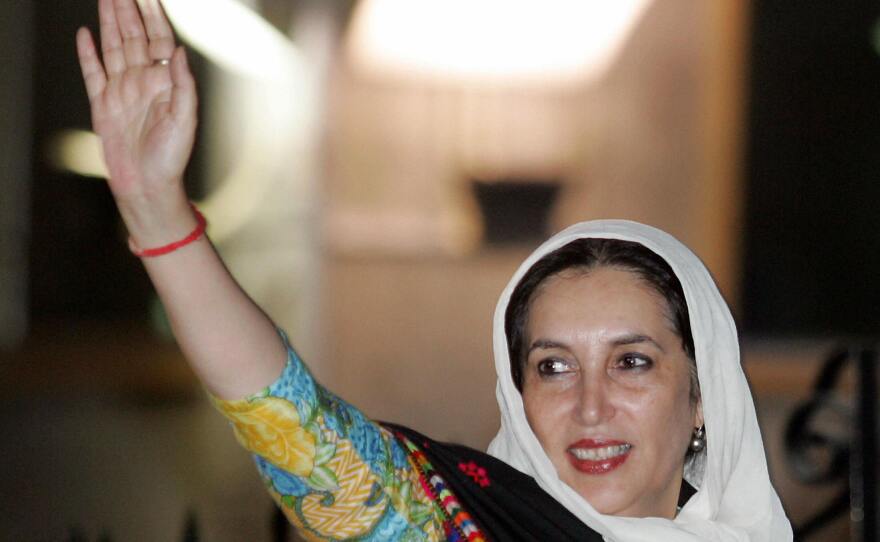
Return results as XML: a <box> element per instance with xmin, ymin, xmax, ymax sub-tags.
<box><xmin>2</xmin><ymin>0</ymin><xmax>879</xmax><ymax>540</ymax></box>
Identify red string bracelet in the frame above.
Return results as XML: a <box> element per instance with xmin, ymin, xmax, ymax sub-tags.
<box><xmin>128</xmin><ymin>203</ymin><xmax>208</xmax><ymax>258</ymax></box>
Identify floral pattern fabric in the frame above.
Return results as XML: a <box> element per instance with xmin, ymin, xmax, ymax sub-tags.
<box><xmin>211</xmin><ymin>336</ymin><xmax>444</xmax><ymax>541</ymax></box>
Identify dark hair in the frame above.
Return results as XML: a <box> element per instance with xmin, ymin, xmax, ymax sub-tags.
<box><xmin>505</xmin><ymin>238</ymin><xmax>697</xmax><ymax>398</ymax></box>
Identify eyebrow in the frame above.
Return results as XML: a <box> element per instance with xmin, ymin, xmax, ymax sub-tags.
<box><xmin>527</xmin><ymin>333</ymin><xmax>665</xmax><ymax>355</ymax></box>
<box><xmin>611</xmin><ymin>333</ymin><xmax>665</xmax><ymax>353</ymax></box>
<box><xmin>528</xmin><ymin>339</ymin><xmax>567</xmax><ymax>354</ymax></box>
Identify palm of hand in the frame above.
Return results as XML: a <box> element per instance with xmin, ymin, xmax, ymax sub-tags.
<box><xmin>93</xmin><ymin>65</ymin><xmax>193</xmax><ymax>198</ymax></box>
<box><xmin>76</xmin><ymin>0</ymin><xmax>197</xmax><ymax>204</ymax></box>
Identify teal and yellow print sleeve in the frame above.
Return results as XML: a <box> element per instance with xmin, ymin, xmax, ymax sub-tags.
<box><xmin>211</xmin><ymin>335</ymin><xmax>442</xmax><ymax>541</ymax></box>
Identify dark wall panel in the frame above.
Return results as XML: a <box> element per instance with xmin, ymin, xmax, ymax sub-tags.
<box><xmin>743</xmin><ymin>1</ymin><xmax>880</xmax><ymax>336</ymax></box>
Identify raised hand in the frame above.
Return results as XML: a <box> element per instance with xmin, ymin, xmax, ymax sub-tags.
<box><xmin>77</xmin><ymin>0</ymin><xmax>197</xmax><ymax>245</ymax></box>
<box><xmin>75</xmin><ymin>0</ymin><xmax>287</xmax><ymax>400</ymax></box>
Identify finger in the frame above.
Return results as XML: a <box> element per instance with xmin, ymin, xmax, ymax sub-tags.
<box><xmin>98</xmin><ymin>0</ymin><xmax>127</xmax><ymax>75</ymax></box>
<box><xmin>113</xmin><ymin>0</ymin><xmax>150</xmax><ymax>66</ymax></box>
<box><xmin>76</xmin><ymin>27</ymin><xmax>108</xmax><ymax>102</ymax></box>
<box><xmin>140</xmin><ymin>0</ymin><xmax>176</xmax><ymax>61</ymax></box>
<box><xmin>170</xmin><ymin>47</ymin><xmax>197</xmax><ymax>122</ymax></box>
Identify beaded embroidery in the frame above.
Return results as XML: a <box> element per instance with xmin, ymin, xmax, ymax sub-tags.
<box><xmin>397</xmin><ymin>432</ymin><xmax>489</xmax><ymax>542</ymax></box>
<box><xmin>458</xmin><ymin>461</ymin><xmax>491</xmax><ymax>488</ymax></box>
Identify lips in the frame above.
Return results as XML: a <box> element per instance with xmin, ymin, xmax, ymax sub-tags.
<box><xmin>566</xmin><ymin>439</ymin><xmax>632</xmax><ymax>474</ymax></box>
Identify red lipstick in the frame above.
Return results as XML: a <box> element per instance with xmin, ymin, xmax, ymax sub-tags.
<box><xmin>566</xmin><ymin>439</ymin><xmax>632</xmax><ymax>474</ymax></box>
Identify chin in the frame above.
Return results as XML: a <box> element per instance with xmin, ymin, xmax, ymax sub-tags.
<box><xmin>568</xmin><ymin>480</ymin><xmax>667</xmax><ymax>518</ymax></box>
<box><xmin>561</xmin><ymin>459</ymin><xmax>678</xmax><ymax>519</ymax></box>
<box><xmin>568</xmin><ymin>480</ymin><xmax>633</xmax><ymax>516</ymax></box>
<box><xmin>595</xmin><ymin>497</ymin><xmax>671</xmax><ymax>519</ymax></box>
<box><xmin>590</xmin><ymin>499</ymin><xmax>631</xmax><ymax>517</ymax></box>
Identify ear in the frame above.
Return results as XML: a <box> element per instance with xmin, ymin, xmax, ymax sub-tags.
<box><xmin>693</xmin><ymin>399</ymin><xmax>704</xmax><ymax>429</ymax></box>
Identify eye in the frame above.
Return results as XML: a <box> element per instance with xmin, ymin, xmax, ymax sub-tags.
<box><xmin>616</xmin><ymin>353</ymin><xmax>653</xmax><ymax>370</ymax></box>
<box><xmin>536</xmin><ymin>357</ymin><xmax>575</xmax><ymax>377</ymax></box>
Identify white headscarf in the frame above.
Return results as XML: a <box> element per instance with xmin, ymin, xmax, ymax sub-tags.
<box><xmin>487</xmin><ymin>220</ymin><xmax>792</xmax><ymax>541</ymax></box>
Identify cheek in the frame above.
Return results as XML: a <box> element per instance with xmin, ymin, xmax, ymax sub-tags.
<box><xmin>522</xmin><ymin>386</ymin><xmax>562</xmax><ymax>444</ymax></box>
<box><xmin>627</xmin><ymin>380</ymin><xmax>695</xmax><ymax>444</ymax></box>
<box><xmin>521</xmin><ymin>387</ymin><xmax>544</xmax><ymax>435</ymax></box>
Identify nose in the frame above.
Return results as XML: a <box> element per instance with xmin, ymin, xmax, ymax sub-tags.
<box><xmin>575</xmin><ymin>372</ymin><xmax>616</xmax><ymax>426</ymax></box>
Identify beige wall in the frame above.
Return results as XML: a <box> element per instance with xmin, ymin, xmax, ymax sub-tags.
<box><xmin>321</xmin><ymin>0</ymin><xmax>748</xmax><ymax>303</ymax></box>
<box><xmin>314</xmin><ymin>0</ymin><xmax>751</xmax><ymax>448</ymax></box>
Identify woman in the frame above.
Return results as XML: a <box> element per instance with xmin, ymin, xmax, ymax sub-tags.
<box><xmin>76</xmin><ymin>1</ymin><xmax>792</xmax><ymax>539</ymax></box>
<box><xmin>489</xmin><ymin>223</ymin><xmax>792</xmax><ymax>540</ymax></box>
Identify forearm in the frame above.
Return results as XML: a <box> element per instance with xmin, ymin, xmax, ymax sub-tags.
<box><xmin>77</xmin><ymin>0</ymin><xmax>285</xmax><ymax>400</ymax></box>
<box><xmin>128</xmin><ymin>192</ymin><xmax>286</xmax><ymax>400</ymax></box>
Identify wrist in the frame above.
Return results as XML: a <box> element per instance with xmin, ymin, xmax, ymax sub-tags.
<box><xmin>115</xmin><ymin>185</ymin><xmax>198</xmax><ymax>248</ymax></box>
<box><xmin>129</xmin><ymin>203</ymin><xmax>207</xmax><ymax>258</ymax></box>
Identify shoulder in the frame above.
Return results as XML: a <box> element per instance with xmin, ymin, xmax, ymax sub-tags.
<box><xmin>384</xmin><ymin>424</ymin><xmax>604</xmax><ymax>542</ymax></box>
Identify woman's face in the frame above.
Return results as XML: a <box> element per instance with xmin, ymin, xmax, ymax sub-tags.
<box><xmin>521</xmin><ymin>266</ymin><xmax>702</xmax><ymax>519</ymax></box>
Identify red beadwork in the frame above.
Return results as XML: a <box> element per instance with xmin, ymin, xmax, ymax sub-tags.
<box><xmin>458</xmin><ymin>461</ymin><xmax>491</xmax><ymax>488</ymax></box>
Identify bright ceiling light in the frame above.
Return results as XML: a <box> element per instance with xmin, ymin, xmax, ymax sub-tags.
<box><xmin>161</xmin><ymin>0</ymin><xmax>302</xmax><ymax>80</ymax></box>
<box><xmin>346</xmin><ymin>0</ymin><xmax>652</xmax><ymax>85</ymax></box>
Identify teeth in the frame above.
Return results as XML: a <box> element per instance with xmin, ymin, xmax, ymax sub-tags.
<box><xmin>569</xmin><ymin>444</ymin><xmax>632</xmax><ymax>461</ymax></box>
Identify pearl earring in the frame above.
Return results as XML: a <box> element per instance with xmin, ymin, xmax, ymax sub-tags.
<box><xmin>690</xmin><ymin>426</ymin><xmax>706</xmax><ymax>453</ymax></box>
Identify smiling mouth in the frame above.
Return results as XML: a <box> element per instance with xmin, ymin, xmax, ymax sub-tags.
<box><xmin>566</xmin><ymin>441</ymin><xmax>632</xmax><ymax>474</ymax></box>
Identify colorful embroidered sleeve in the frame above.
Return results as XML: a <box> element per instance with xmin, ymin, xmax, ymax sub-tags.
<box><xmin>211</xmin><ymin>333</ymin><xmax>443</xmax><ymax>541</ymax></box>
